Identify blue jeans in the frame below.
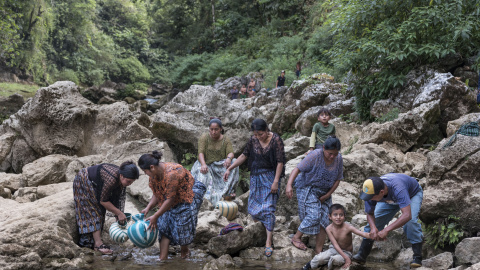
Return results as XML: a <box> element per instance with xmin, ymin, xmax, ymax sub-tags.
<box><xmin>364</xmin><ymin>187</ymin><xmax>423</xmax><ymax>244</ymax></box>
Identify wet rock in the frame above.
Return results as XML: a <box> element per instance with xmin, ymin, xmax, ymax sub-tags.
<box><xmin>239</xmin><ymin>245</ymin><xmax>314</xmax><ymax>262</ymax></box>
<box><xmin>195</xmin><ymin>210</ymin><xmax>229</xmax><ymax>245</ymax></box>
<box><xmin>421</xmin><ymin>252</ymin><xmax>453</xmax><ymax>270</ymax></box>
<box><xmin>21</xmin><ymin>154</ymin><xmax>74</xmax><ymax>187</ymax></box>
<box><xmin>202</xmin><ymin>254</ymin><xmax>235</xmax><ymax>270</ymax></box>
<box><xmin>455</xmin><ymin>237</ymin><xmax>480</xmax><ymax>265</ymax></box>
<box><xmin>0</xmin><ymin>187</ymin><xmax>11</xmax><ymax>199</ymax></box>
<box><xmin>207</xmin><ymin>222</ymin><xmax>266</xmax><ymax>257</ymax></box>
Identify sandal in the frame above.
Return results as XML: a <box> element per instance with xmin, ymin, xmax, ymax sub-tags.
<box><xmin>291</xmin><ymin>238</ymin><xmax>307</xmax><ymax>251</ymax></box>
<box><xmin>264</xmin><ymin>246</ymin><xmax>273</xmax><ymax>257</ymax></box>
<box><xmin>94</xmin><ymin>244</ymin><xmax>113</xmax><ymax>255</ymax></box>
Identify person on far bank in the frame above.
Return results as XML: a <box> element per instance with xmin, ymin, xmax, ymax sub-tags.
<box><xmin>231</xmin><ymin>85</ymin><xmax>239</xmax><ymax>100</ymax></box>
<box><xmin>308</xmin><ymin>107</ymin><xmax>335</xmax><ymax>154</ymax></box>
<box><xmin>276</xmin><ymin>70</ymin><xmax>286</xmax><ymax>88</ymax></box>
<box><xmin>296</xmin><ymin>61</ymin><xmax>302</xmax><ymax>79</ymax></box>
<box><xmin>240</xmin><ymin>84</ymin><xmax>247</xmax><ymax>99</ymax></box>
<box><xmin>286</xmin><ymin>136</ymin><xmax>343</xmax><ymax>255</ymax></box>
<box><xmin>353</xmin><ymin>173</ymin><xmax>424</xmax><ymax>268</ymax></box>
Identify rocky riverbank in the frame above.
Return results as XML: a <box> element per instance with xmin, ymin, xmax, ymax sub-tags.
<box><xmin>1</xmin><ymin>68</ymin><xmax>480</xmax><ymax>270</ymax></box>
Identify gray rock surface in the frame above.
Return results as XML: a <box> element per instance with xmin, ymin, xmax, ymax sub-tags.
<box><xmin>455</xmin><ymin>237</ymin><xmax>480</xmax><ymax>265</ymax></box>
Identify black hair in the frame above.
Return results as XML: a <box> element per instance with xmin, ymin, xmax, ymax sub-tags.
<box><xmin>317</xmin><ymin>107</ymin><xmax>332</xmax><ymax>117</ymax></box>
<box><xmin>369</xmin><ymin>176</ymin><xmax>386</xmax><ymax>195</ymax></box>
<box><xmin>251</xmin><ymin>118</ymin><xmax>269</xmax><ymax>132</ymax></box>
<box><xmin>329</xmin><ymin>204</ymin><xmax>346</xmax><ymax>216</ymax></box>
<box><xmin>138</xmin><ymin>150</ymin><xmax>163</xmax><ymax>170</ymax></box>
<box><xmin>324</xmin><ymin>135</ymin><xmax>341</xmax><ymax>150</ymax></box>
<box><xmin>119</xmin><ymin>160</ymin><xmax>140</xmax><ymax>179</ymax></box>
<box><xmin>209</xmin><ymin>118</ymin><xmax>225</xmax><ymax>134</ymax></box>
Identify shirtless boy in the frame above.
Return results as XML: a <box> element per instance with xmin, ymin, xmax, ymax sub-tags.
<box><xmin>303</xmin><ymin>204</ymin><xmax>372</xmax><ymax>270</ymax></box>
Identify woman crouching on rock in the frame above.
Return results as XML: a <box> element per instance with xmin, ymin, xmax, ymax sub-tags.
<box><xmin>138</xmin><ymin>150</ymin><xmax>206</xmax><ymax>260</ymax></box>
<box><xmin>223</xmin><ymin>118</ymin><xmax>286</xmax><ymax>257</ymax></box>
<box><xmin>73</xmin><ymin>161</ymin><xmax>139</xmax><ymax>255</ymax></box>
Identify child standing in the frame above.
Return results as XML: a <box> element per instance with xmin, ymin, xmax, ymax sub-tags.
<box><xmin>308</xmin><ymin>108</ymin><xmax>335</xmax><ymax>153</ymax></box>
<box><xmin>303</xmin><ymin>204</ymin><xmax>372</xmax><ymax>270</ymax></box>
<box><xmin>240</xmin><ymin>84</ymin><xmax>247</xmax><ymax>99</ymax></box>
<box><xmin>231</xmin><ymin>85</ymin><xmax>239</xmax><ymax>100</ymax></box>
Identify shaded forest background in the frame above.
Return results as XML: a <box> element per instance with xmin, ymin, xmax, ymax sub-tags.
<box><xmin>1</xmin><ymin>0</ymin><xmax>480</xmax><ymax>119</ymax></box>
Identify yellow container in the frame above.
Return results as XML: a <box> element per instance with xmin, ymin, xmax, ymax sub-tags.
<box><xmin>215</xmin><ymin>200</ymin><xmax>238</xmax><ymax>221</ymax></box>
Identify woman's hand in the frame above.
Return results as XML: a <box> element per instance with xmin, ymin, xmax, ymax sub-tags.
<box><xmin>141</xmin><ymin>207</ymin><xmax>150</xmax><ymax>215</ymax></box>
<box><xmin>146</xmin><ymin>215</ymin><xmax>159</xmax><ymax>231</ymax></box>
<box><xmin>319</xmin><ymin>194</ymin><xmax>330</xmax><ymax>203</ymax></box>
<box><xmin>200</xmin><ymin>164</ymin><xmax>208</xmax><ymax>174</ymax></box>
<box><xmin>286</xmin><ymin>184</ymin><xmax>294</xmax><ymax>199</ymax></box>
<box><xmin>223</xmin><ymin>158</ymin><xmax>231</xmax><ymax>168</ymax></box>
<box><xmin>270</xmin><ymin>182</ymin><xmax>279</xmax><ymax>194</ymax></box>
<box><xmin>117</xmin><ymin>212</ymin><xmax>127</xmax><ymax>225</ymax></box>
<box><xmin>223</xmin><ymin>169</ymin><xmax>231</xmax><ymax>182</ymax></box>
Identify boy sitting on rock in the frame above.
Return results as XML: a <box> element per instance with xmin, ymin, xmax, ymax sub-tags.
<box><xmin>303</xmin><ymin>204</ymin><xmax>372</xmax><ymax>270</ymax></box>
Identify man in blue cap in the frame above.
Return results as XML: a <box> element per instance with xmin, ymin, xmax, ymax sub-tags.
<box><xmin>353</xmin><ymin>173</ymin><xmax>424</xmax><ymax>268</ymax></box>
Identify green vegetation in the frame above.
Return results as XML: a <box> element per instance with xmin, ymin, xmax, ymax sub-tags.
<box><xmin>181</xmin><ymin>152</ymin><xmax>197</xmax><ymax>171</ymax></box>
<box><xmin>375</xmin><ymin>108</ymin><xmax>401</xmax><ymax>124</ymax></box>
<box><xmin>280</xmin><ymin>130</ymin><xmax>297</xmax><ymax>141</ymax></box>
<box><xmin>342</xmin><ymin>136</ymin><xmax>359</xmax><ymax>155</ymax></box>
<box><xmin>1</xmin><ymin>0</ymin><xmax>479</xmax><ymax>120</ymax></box>
<box><xmin>423</xmin><ymin>215</ymin><xmax>465</xmax><ymax>249</ymax></box>
<box><xmin>0</xmin><ymin>83</ymin><xmax>39</xmax><ymax>98</ymax></box>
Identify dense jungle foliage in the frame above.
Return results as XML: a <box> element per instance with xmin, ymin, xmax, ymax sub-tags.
<box><xmin>1</xmin><ymin>0</ymin><xmax>480</xmax><ymax>119</ymax></box>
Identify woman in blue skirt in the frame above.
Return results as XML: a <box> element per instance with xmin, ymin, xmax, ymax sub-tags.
<box><xmin>223</xmin><ymin>118</ymin><xmax>285</xmax><ymax>257</ymax></box>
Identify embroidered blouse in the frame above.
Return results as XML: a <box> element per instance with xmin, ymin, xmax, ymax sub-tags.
<box><xmin>149</xmin><ymin>163</ymin><xmax>194</xmax><ymax>207</ymax></box>
<box><xmin>242</xmin><ymin>132</ymin><xmax>286</xmax><ymax>177</ymax></box>
<box><xmin>294</xmin><ymin>148</ymin><xmax>343</xmax><ymax>190</ymax></box>
<box><xmin>198</xmin><ymin>133</ymin><xmax>234</xmax><ymax>164</ymax></box>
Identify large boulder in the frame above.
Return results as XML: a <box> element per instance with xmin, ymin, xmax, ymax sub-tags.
<box><xmin>294</xmin><ymin>99</ymin><xmax>355</xmax><ymax>136</ymax></box>
<box><xmin>194</xmin><ymin>210</ymin><xmax>230</xmax><ymax>245</ymax></box>
<box><xmin>446</xmin><ymin>113</ymin><xmax>480</xmax><ymax>137</ymax></box>
<box><xmin>0</xmin><ymin>172</ymin><xmax>25</xmax><ymax>193</ymax></box>
<box><xmin>0</xmin><ymin>94</ymin><xmax>24</xmax><ymax>118</ymax></box>
<box><xmin>21</xmin><ymin>155</ymin><xmax>74</xmax><ymax>187</ymax></box>
<box><xmin>283</xmin><ymin>133</ymin><xmax>309</xmax><ymax>161</ymax></box>
<box><xmin>150</xmin><ymin>85</ymin><xmax>264</xmax><ymax>154</ymax></box>
<box><xmin>421</xmin><ymin>135</ymin><xmax>480</xmax><ymax>233</ymax></box>
<box><xmin>455</xmin><ymin>237</ymin><xmax>480</xmax><ymax>265</ymax></box>
<box><xmin>343</xmin><ymin>142</ymin><xmax>408</xmax><ymax>184</ymax></box>
<box><xmin>357</xmin><ymin>101</ymin><xmax>441</xmax><ymax>152</ymax></box>
<box><xmin>422</xmin><ymin>252</ymin><xmax>454</xmax><ymax>270</ymax></box>
<box><xmin>373</xmin><ymin>69</ymin><xmax>479</xmax><ymax>134</ymax></box>
<box><xmin>0</xmin><ymin>189</ymin><xmax>86</xmax><ymax>269</ymax></box>
<box><xmin>271</xmin><ymin>74</ymin><xmax>345</xmax><ymax>133</ymax></box>
<box><xmin>0</xmin><ymin>81</ymin><xmax>154</xmax><ymax>172</ymax></box>
<box><xmin>207</xmin><ymin>222</ymin><xmax>266</xmax><ymax>257</ymax></box>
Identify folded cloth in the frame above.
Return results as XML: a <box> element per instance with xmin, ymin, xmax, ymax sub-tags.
<box><xmin>219</xmin><ymin>223</ymin><xmax>244</xmax><ymax>236</ymax></box>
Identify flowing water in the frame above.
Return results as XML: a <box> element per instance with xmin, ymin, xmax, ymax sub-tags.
<box><xmin>89</xmin><ymin>196</ymin><xmax>398</xmax><ymax>270</ymax></box>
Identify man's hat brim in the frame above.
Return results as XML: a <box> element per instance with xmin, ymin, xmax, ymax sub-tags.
<box><xmin>359</xmin><ymin>192</ymin><xmax>374</xmax><ymax>201</ymax></box>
